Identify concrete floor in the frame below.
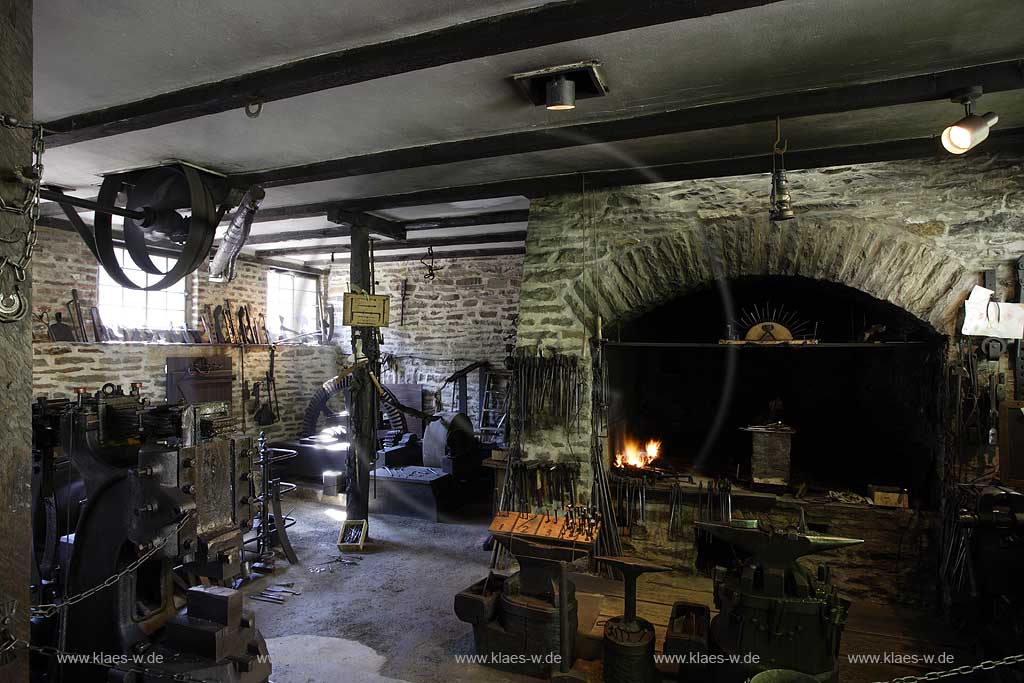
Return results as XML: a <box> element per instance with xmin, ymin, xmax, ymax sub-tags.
<box><xmin>243</xmin><ymin>499</ymin><xmax>533</xmax><ymax>683</ymax></box>
<box><xmin>240</xmin><ymin>498</ymin><xmax>962</xmax><ymax>683</ymax></box>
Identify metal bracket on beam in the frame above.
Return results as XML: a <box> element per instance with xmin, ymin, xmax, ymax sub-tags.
<box><xmin>327</xmin><ymin>208</ymin><xmax>406</xmax><ymax>240</ymax></box>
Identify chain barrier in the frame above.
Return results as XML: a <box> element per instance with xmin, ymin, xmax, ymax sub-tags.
<box><xmin>0</xmin><ymin>113</ymin><xmax>44</xmax><ymax>322</ymax></box>
<box><xmin>31</xmin><ymin>512</ymin><xmax>194</xmax><ymax>619</ymax></box>
<box><xmin>0</xmin><ymin>635</ymin><xmax>218</xmax><ymax>683</ymax></box>
<box><xmin>869</xmin><ymin>652</ymin><xmax>1024</xmax><ymax>683</ymax></box>
<box><xmin>0</xmin><ymin>512</ymin><xmax>210</xmax><ymax>680</ymax></box>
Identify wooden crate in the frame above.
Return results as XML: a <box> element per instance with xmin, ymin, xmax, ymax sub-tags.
<box><xmin>337</xmin><ymin>519</ymin><xmax>368</xmax><ymax>551</ymax></box>
<box><xmin>868</xmin><ymin>485</ymin><xmax>909</xmax><ymax>509</ymax></box>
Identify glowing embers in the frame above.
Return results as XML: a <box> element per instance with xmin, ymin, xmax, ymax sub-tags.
<box><xmin>614</xmin><ymin>438</ymin><xmax>661</xmax><ymax>469</ymax></box>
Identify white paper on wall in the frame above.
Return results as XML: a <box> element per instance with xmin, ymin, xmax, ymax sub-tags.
<box><xmin>961</xmin><ymin>285</ymin><xmax>1024</xmax><ymax>339</ymax></box>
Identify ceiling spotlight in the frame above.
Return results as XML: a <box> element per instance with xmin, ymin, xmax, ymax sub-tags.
<box><xmin>942</xmin><ymin>87</ymin><xmax>998</xmax><ymax>155</ymax></box>
<box><xmin>769</xmin><ymin>117</ymin><xmax>795</xmax><ymax>222</ymax></box>
<box><xmin>510</xmin><ymin>61</ymin><xmax>608</xmax><ymax>110</ymax></box>
<box><xmin>546</xmin><ymin>75</ymin><xmax>576</xmax><ymax>111</ymax></box>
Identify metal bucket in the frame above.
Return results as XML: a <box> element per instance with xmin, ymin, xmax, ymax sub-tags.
<box><xmin>749</xmin><ymin>670</ymin><xmax>819</xmax><ymax>683</ymax></box>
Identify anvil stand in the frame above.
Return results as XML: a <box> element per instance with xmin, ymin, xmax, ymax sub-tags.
<box><xmin>491</xmin><ymin>534</ymin><xmax>589</xmax><ymax>680</ymax></box>
<box><xmin>244</xmin><ymin>433</ymin><xmax>299</xmax><ymax>573</ymax></box>
<box><xmin>694</xmin><ymin>522</ymin><xmax>863</xmax><ymax>683</ymax></box>
<box><xmin>595</xmin><ymin>556</ymin><xmax>670</xmax><ymax>683</ymax></box>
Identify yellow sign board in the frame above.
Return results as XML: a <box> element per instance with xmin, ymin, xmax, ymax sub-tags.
<box><xmin>342</xmin><ymin>293</ymin><xmax>390</xmax><ymax>327</ymax></box>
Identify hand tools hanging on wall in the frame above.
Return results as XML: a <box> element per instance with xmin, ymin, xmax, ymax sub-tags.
<box><xmin>490</xmin><ymin>459</ymin><xmax>582</xmax><ymax>570</ymax></box>
<box><xmin>67</xmin><ymin>288</ymin><xmax>88</xmax><ymax>341</ymax></box>
<box><xmin>46</xmin><ymin>311</ymin><xmax>75</xmax><ymax>341</ymax></box>
<box><xmin>254</xmin><ymin>346</ymin><xmax>280</xmax><ymax>426</ymax></box>
<box><xmin>508</xmin><ymin>348</ymin><xmax>582</xmax><ymax>434</ymax></box>
<box><xmin>235</xmin><ymin>304</ymin><xmax>261</xmax><ymax>344</ymax></box>
<box><xmin>89</xmin><ymin>306</ymin><xmax>109</xmax><ymax>342</ymax></box>
<box><xmin>613</xmin><ymin>472</ymin><xmax>651</xmax><ymax>539</ymax></box>
<box><xmin>223</xmin><ymin>298</ymin><xmax>239</xmax><ymax>342</ymax></box>
<box><xmin>500</xmin><ymin>460</ymin><xmax>581</xmax><ymax>513</ymax></box>
<box><xmin>258</xmin><ymin>312</ymin><xmax>270</xmax><ymax>344</ymax></box>
<box><xmin>212</xmin><ymin>305</ymin><xmax>228</xmax><ymax>343</ymax></box>
<box><xmin>589</xmin><ymin>335</ymin><xmax>623</xmax><ymax>564</ymax></box>
<box><xmin>695</xmin><ymin>478</ymin><xmax>732</xmax><ymax>544</ymax></box>
<box><xmin>667</xmin><ymin>480</ymin><xmax>688</xmax><ymax>542</ymax></box>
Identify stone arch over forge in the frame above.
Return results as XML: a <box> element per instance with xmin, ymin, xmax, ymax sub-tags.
<box><xmin>562</xmin><ymin>219</ymin><xmax>975</xmax><ymax>336</ymax></box>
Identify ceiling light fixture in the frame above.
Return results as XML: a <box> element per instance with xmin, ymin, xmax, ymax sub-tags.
<box><xmin>510</xmin><ymin>61</ymin><xmax>608</xmax><ymax>110</ymax></box>
<box><xmin>545</xmin><ymin>74</ymin><xmax>576</xmax><ymax>111</ymax></box>
<box><xmin>769</xmin><ymin>117</ymin><xmax>795</xmax><ymax>222</ymax></box>
<box><xmin>942</xmin><ymin>87</ymin><xmax>998</xmax><ymax>155</ymax></box>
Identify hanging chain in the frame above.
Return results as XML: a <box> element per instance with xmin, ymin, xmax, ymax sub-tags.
<box><xmin>31</xmin><ymin>512</ymin><xmax>194</xmax><ymax>619</ymax></box>
<box><xmin>0</xmin><ymin>113</ymin><xmax>44</xmax><ymax>322</ymax></box>
<box><xmin>420</xmin><ymin>246</ymin><xmax>442</xmax><ymax>281</ymax></box>
<box><xmin>868</xmin><ymin>652</ymin><xmax>1024</xmax><ymax>683</ymax></box>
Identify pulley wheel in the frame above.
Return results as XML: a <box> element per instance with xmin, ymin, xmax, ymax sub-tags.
<box><xmin>93</xmin><ymin>164</ymin><xmax>218</xmax><ymax>291</ymax></box>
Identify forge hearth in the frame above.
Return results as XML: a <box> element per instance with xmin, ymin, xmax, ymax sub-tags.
<box><xmin>606</xmin><ymin>276</ymin><xmax>945</xmax><ymax>500</ymax></box>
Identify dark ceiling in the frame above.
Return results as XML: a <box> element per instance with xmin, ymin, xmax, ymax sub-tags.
<box><xmin>32</xmin><ymin>0</ymin><xmax>1024</xmax><ymax>265</ymax></box>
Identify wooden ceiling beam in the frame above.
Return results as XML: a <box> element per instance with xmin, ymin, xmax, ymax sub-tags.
<box><xmin>305</xmin><ymin>246</ymin><xmax>526</xmax><ymax>265</ymax></box>
<box><xmin>232</xmin><ymin>59</ymin><xmax>1024</xmax><ymax>188</ymax></box>
<box><xmin>327</xmin><ymin>208</ymin><xmax>406</xmax><ymax>240</ymax></box>
<box><xmin>41</xmin><ymin>0</ymin><xmax>785</xmax><ymax>147</ymax></box>
<box><xmin>318</xmin><ymin>126</ymin><xmax>1024</xmax><ymax>211</ymax></box>
<box><xmin>255</xmin><ymin>229</ymin><xmax>526</xmax><ymax>258</ymax></box>
<box><xmin>240</xmin><ymin>209</ymin><xmax>530</xmax><ymax>245</ymax></box>
<box><xmin>243</xmin><ymin>225</ymin><xmax>351</xmax><ymax>245</ymax></box>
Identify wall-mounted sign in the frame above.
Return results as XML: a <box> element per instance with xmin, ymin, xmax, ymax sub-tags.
<box><xmin>342</xmin><ymin>293</ymin><xmax>390</xmax><ymax>327</ymax></box>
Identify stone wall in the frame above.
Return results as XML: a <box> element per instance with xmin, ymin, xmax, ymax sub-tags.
<box><xmin>512</xmin><ymin>154</ymin><xmax>1024</xmax><ymax>607</ymax></box>
<box><xmin>31</xmin><ymin>226</ymin><xmax>98</xmax><ymax>340</ymax></box>
<box><xmin>33</xmin><ymin>342</ymin><xmax>338</xmax><ymax>441</ymax></box>
<box><xmin>0</xmin><ymin>2</ymin><xmax>33</xmax><ymax>679</ymax></box>
<box><xmin>30</xmin><ymin>225</ymin><xmax>328</xmax><ymax>343</ymax></box>
<box><xmin>30</xmin><ymin>226</ymin><xmax>339</xmax><ymax>441</ymax></box>
<box><xmin>326</xmin><ymin>256</ymin><xmax>521</xmax><ymax>426</ymax></box>
<box><xmin>516</xmin><ymin>153</ymin><xmax>1024</xmax><ymax>478</ymax></box>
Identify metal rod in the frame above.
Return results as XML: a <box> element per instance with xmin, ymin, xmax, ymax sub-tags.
<box><xmin>559</xmin><ymin>561</ymin><xmax>571</xmax><ymax>674</ymax></box>
<box><xmin>39</xmin><ymin>188</ymin><xmax>147</xmax><ymax>221</ymax></box>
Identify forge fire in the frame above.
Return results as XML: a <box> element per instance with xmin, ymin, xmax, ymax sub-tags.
<box><xmin>614</xmin><ymin>438</ymin><xmax>661</xmax><ymax>469</ymax></box>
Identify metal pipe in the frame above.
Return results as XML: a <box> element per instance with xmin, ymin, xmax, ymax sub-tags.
<box><xmin>209</xmin><ymin>185</ymin><xmax>264</xmax><ymax>281</ymax></box>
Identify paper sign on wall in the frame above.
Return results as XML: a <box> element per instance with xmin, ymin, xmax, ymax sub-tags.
<box><xmin>342</xmin><ymin>292</ymin><xmax>390</xmax><ymax>327</ymax></box>
<box><xmin>962</xmin><ymin>285</ymin><xmax>1024</xmax><ymax>339</ymax></box>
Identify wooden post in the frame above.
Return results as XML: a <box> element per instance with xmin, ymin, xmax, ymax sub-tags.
<box><xmin>0</xmin><ymin>1</ymin><xmax>34</xmax><ymax>680</ymax></box>
<box><xmin>346</xmin><ymin>222</ymin><xmax>375</xmax><ymax>522</ymax></box>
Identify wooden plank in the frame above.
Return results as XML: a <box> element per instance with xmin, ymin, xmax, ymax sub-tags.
<box><xmin>42</xmin><ymin>0</ymin><xmax>786</xmax><ymax>147</ymax></box>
